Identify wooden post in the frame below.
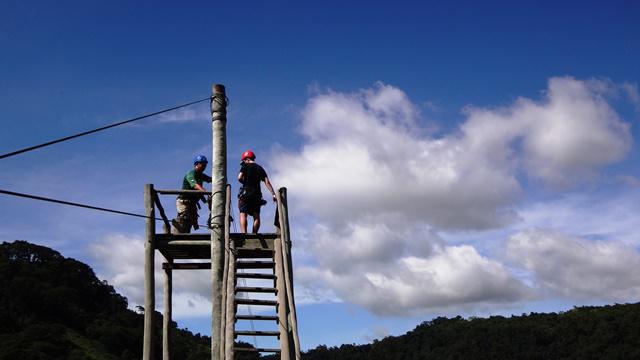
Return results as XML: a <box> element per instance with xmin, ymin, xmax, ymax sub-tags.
<box><xmin>163</xmin><ymin>264</ymin><xmax>173</xmax><ymax>360</ymax></box>
<box><xmin>274</xmin><ymin>236</ymin><xmax>291</xmax><ymax>360</ymax></box>
<box><xmin>210</xmin><ymin>84</ymin><xmax>228</xmax><ymax>360</ymax></box>
<box><xmin>143</xmin><ymin>184</ymin><xmax>156</xmax><ymax>360</ymax></box>
<box><xmin>278</xmin><ymin>188</ymin><xmax>301</xmax><ymax>359</ymax></box>
<box><xmin>224</xmin><ymin>238</ymin><xmax>236</xmax><ymax>360</ymax></box>
<box><xmin>220</xmin><ymin>185</ymin><xmax>231</xmax><ymax>360</ymax></box>
<box><xmin>224</xmin><ymin>184</ymin><xmax>235</xmax><ymax>360</ymax></box>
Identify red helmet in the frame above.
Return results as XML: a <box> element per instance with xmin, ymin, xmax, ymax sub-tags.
<box><xmin>241</xmin><ymin>150</ymin><xmax>256</xmax><ymax>161</ymax></box>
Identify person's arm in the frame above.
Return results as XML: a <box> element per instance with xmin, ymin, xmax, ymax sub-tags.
<box><xmin>186</xmin><ymin>172</ymin><xmax>208</xmax><ymax>197</ymax></box>
<box><xmin>263</xmin><ymin>176</ymin><xmax>277</xmax><ymax>202</ymax></box>
<box><xmin>238</xmin><ymin>164</ymin><xmax>246</xmax><ymax>184</ymax></box>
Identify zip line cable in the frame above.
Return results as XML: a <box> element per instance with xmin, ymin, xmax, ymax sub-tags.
<box><xmin>0</xmin><ymin>188</ymin><xmax>156</xmax><ymax>219</ymax></box>
<box><xmin>0</xmin><ymin>188</ymin><xmax>211</xmax><ymax>228</ymax></box>
<box><xmin>0</xmin><ymin>96</ymin><xmax>212</xmax><ymax>160</ymax></box>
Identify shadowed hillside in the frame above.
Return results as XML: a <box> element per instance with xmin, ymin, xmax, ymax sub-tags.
<box><xmin>290</xmin><ymin>304</ymin><xmax>640</xmax><ymax>360</ymax></box>
<box><xmin>3</xmin><ymin>240</ymin><xmax>640</xmax><ymax>360</ymax></box>
<box><xmin>0</xmin><ymin>240</ymin><xmax>257</xmax><ymax>360</ymax></box>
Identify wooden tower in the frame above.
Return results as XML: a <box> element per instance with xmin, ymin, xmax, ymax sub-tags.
<box><xmin>142</xmin><ymin>84</ymin><xmax>301</xmax><ymax>360</ymax></box>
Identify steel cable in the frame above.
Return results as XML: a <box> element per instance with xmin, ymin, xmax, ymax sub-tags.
<box><xmin>0</xmin><ymin>96</ymin><xmax>211</xmax><ymax>160</ymax></box>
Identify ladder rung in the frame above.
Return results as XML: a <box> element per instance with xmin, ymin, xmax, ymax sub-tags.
<box><xmin>230</xmin><ymin>233</ymin><xmax>279</xmax><ymax>240</ymax></box>
<box><xmin>236</xmin><ymin>273</ymin><xmax>276</xmax><ymax>280</ymax></box>
<box><xmin>236</xmin><ymin>260</ymin><xmax>274</xmax><ymax>269</ymax></box>
<box><xmin>235</xmin><ymin>330</ymin><xmax>280</xmax><ymax>337</ymax></box>
<box><xmin>236</xmin><ymin>298</ymin><xmax>277</xmax><ymax>306</ymax></box>
<box><xmin>235</xmin><ymin>346</ymin><xmax>281</xmax><ymax>353</ymax></box>
<box><xmin>236</xmin><ymin>248</ymin><xmax>274</xmax><ymax>258</ymax></box>
<box><xmin>235</xmin><ymin>286</ymin><xmax>277</xmax><ymax>294</ymax></box>
<box><xmin>236</xmin><ymin>314</ymin><xmax>279</xmax><ymax>322</ymax></box>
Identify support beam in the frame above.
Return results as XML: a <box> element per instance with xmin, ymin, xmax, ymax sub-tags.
<box><xmin>163</xmin><ymin>264</ymin><xmax>173</xmax><ymax>360</ymax></box>
<box><xmin>210</xmin><ymin>84</ymin><xmax>228</xmax><ymax>360</ymax></box>
<box><xmin>143</xmin><ymin>184</ymin><xmax>156</xmax><ymax>360</ymax></box>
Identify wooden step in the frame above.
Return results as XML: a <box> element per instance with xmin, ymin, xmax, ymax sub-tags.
<box><xmin>236</xmin><ymin>248</ymin><xmax>274</xmax><ymax>259</ymax></box>
<box><xmin>232</xmin><ymin>233</ymin><xmax>278</xmax><ymax>251</ymax></box>
<box><xmin>236</xmin><ymin>298</ymin><xmax>277</xmax><ymax>306</ymax></box>
<box><xmin>235</xmin><ymin>330</ymin><xmax>280</xmax><ymax>337</ymax></box>
<box><xmin>156</xmin><ymin>233</ymin><xmax>211</xmax><ymax>241</ymax></box>
<box><xmin>236</xmin><ymin>260</ymin><xmax>274</xmax><ymax>269</ymax></box>
<box><xmin>235</xmin><ymin>314</ymin><xmax>279</xmax><ymax>322</ymax></box>
<box><xmin>235</xmin><ymin>346</ymin><xmax>281</xmax><ymax>353</ymax></box>
<box><xmin>235</xmin><ymin>286</ymin><xmax>277</xmax><ymax>294</ymax></box>
<box><xmin>230</xmin><ymin>233</ymin><xmax>279</xmax><ymax>240</ymax></box>
<box><xmin>235</xmin><ymin>272</ymin><xmax>276</xmax><ymax>280</ymax></box>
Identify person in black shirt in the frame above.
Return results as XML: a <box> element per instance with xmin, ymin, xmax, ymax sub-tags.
<box><xmin>237</xmin><ymin>150</ymin><xmax>276</xmax><ymax>233</ymax></box>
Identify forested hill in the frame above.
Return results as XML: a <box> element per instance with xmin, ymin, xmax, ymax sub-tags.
<box><xmin>296</xmin><ymin>304</ymin><xmax>640</xmax><ymax>360</ymax></box>
<box><xmin>3</xmin><ymin>240</ymin><xmax>640</xmax><ymax>360</ymax></box>
<box><xmin>0</xmin><ymin>240</ymin><xmax>258</xmax><ymax>360</ymax></box>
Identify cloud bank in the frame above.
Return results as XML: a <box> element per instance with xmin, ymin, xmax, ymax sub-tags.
<box><xmin>271</xmin><ymin>77</ymin><xmax>633</xmax><ymax>315</ymax></box>
<box><xmin>507</xmin><ymin>229</ymin><xmax>640</xmax><ymax>300</ymax></box>
<box><xmin>89</xmin><ymin>234</ymin><xmax>211</xmax><ymax>318</ymax></box>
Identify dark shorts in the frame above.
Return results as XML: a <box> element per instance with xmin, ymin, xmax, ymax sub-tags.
<box><xmin>238</xmin><ymin>195</ymin><xmax>263</xmax><ymax>215</ymax></box>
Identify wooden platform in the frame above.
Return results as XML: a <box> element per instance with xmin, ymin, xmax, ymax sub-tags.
<box><xmin>155</xmin><ymin>232</ymin><xmax>279</xmax><ymax>261</ymax></box>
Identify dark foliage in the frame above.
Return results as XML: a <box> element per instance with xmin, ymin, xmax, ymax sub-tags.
<box><xmin>296</xmin><ymin>306</ymin><xmax>640</xmax><ymax>360</ymax></box>
<box><xmin>0</xmin><ymin>240</ymin><xmax>258</xmax><ymax>360</ymax></box>
<box><xmin>4</xmin><ymin>240</ymin><xmax>640</xmax><ymax>360</ymax></box>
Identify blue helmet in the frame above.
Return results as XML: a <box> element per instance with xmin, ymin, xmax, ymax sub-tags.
<box><xmin>193</xmin><ymin>155</ymin><xmax>208</xmax><ymax>164</ymax></box>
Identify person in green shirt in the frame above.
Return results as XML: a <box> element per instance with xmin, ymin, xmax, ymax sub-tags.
<box><xmin>172</xmin><ymin>155</ymin><xmax>212</xmax><ymax>233</ymax></box>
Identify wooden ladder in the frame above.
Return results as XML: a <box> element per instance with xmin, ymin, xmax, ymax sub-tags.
<box><xmin>230</xmin><ymin>233</ymin><xmax>282</xmax><ymax>355</ymax></box>
<box><xmin>220</xmin><ymin>188</ymin><xmax>301</xmax><ymax>360</ymax></box>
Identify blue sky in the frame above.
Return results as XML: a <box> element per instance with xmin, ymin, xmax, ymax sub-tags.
<box><xmin>2</xmin><ymin>0</ymin><xmax>640</xmax><ymax>351</ymax></box>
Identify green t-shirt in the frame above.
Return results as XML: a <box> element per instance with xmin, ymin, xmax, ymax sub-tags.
<box><xmin>182</xmin><ymin>170</ymin><xmax>212</xmax><ymax>190</ymax></box>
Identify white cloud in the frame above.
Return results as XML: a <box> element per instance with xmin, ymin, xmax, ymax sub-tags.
<box><xmin>518</xmin><ymin>189</ymin><xmax>640</xmax><ymax>247</ymax></box>
<box><xmin>172</xmin><ymin>292</ymin><xmax>211</xmax><ymax>318</ymax></box>
<box><xmin>506</xmin><ymin>229</ymin><xmax>640</xmax><ymax>300</ymax></box>
<box><xmin>300</xmin><ymin>241</ymin><xmax>528</xmax><ymax>316</ymax></box>
<box><xmin>270</xmin><ymin>77</ymin><xmax>633</xmax><ymax>315</ymax></box>
<box><xmin>88</xmin><ymin>233</ymin><xmax>212</xmax><ymax>317</ymax></box>
<box><xmin>273</xmin><ymin>77</ymin><xmax>630</xmax><ymax>232</ymax></box>
<box><xmin>88</xmin><ymin>234</ymin><xmax>150</xmax><ymax>305</ymax></box>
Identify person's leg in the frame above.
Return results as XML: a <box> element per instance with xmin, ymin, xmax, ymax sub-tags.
<box><xmin>173</xmin><ymin>198</ymin><xmax>190</xmax><ymax>233</ymax></box>
<box><xmin>252</xmin><ymin>211</ymin><xmax>261</xmax><ymax>233</ymax></box>
<box><xmin>240</xmin><ymin>212</ymin><xmax>248</xmax><ymax>233</ymax></box>
<box><xmin>187</xmin><ymin>202</ymin><xmax>198</xmax><ymax>232</ymax></box>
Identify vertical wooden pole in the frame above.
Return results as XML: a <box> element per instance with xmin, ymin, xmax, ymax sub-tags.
<box><xmin>224</xmin><ymin>188</ymin><xmax>235</xmax><ymax>360</ymax></box>
<box><xmin>143</xmin><ymin>184</ymin><xmax>156</xmax><ymax>360</ymax></box>
<box><xmin>277</xmin><ymin>188</ymin><xmax>301</xmax><ymax>359</ymax></box>
<box><xmin>210</xmin><ymin>84</ymin><xmax>228</xmax><ymax>360</ymax></box>
<box><xmin>163</xmin><ymin>264</ymin><xmax>173</xmax><ymax>360</ymax></box>
<box><xmin>274</xmin><ymin>236</ymin><xmax>291</xmax><ymax>360</ymax></box>
<box><xmin>220</xmin><ymin>185</ymin><xmax>231</xmax><ymax>360</ymax></box>
<box><xmin>224</xmin><ymin>242</ymin><xmax>236</xmax><ymax>360</ymax></box>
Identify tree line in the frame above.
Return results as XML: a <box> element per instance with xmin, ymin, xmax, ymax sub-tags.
<box><xmin>0</xmin><ymin>240</ymin><xmax>257</xmax><ymax>360</ymax></box>
<box><xmin>2</xmin><ymin>240</ymin><xmax>639</xmax><ymax>359</ymax></box>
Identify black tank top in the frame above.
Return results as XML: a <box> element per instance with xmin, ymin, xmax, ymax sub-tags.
<box><xmin>240</xmin><ymin>162</ymin><xmax>266</xmax><ymax>197</ymax></box>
